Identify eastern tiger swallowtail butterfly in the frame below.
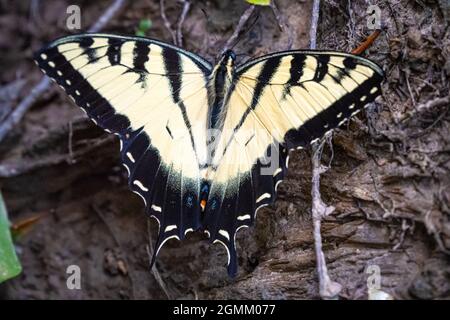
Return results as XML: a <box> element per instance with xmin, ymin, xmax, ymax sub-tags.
<box><xmin>35</xmin><ymin>33</ymin><xmax>383</xmax><ymax>277</ymax></box>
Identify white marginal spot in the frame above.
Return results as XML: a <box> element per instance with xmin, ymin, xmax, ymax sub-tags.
<box><xmin>255</xmin><ymin>204</ymin><xmax>269</xmax><ymax>219</ymax></box>
<box><xmin>273</xmin><ymin>167</ymin><xmax>282</xmax><ymax>177</ymax></box>
<box><xmin>275</xmin><ymin>180</ymin><xmax>283</xmax><ymax>191</ymax></box>
<box><xmin>119</xmin><ymin>139</ymin><xmax>123</xmax><ymax>151</ymax></box>
<box><xmin>91</xmin><ymin>118</ymin><xmax>97</xmax><ymax>125</ymax></box>
<box><xmin>126</xmin><ymin>152</ymin><xmax>135</xmax><ymax>163</ymax></box>
<box><xmin>66</xmin><ymin>79</ymin><xmax>71</xmax><ymax>85</ymax></box>
<box><xmin>349</xmin><ymin>103</ymin><xmax>356</xmax><ymax>110</ymax></box>
<box><xmin>156</xmin><ymin>235</ymin><xmax>180</xmax><ymax>256</ymax></box>
<box><xmin>40</xmin><ymin>53</ymin><xmax>47</xmax><ymax>60</ymax></box>
<box><xmin>150</xmin><ymin>215</ymin><xmax>160</xmax><ymax>230</ymax></box>
<box><xmin>132</xmin><ymin>190</ymin><xmax>147</xmax><ymax>206</ymax></box>
<box><xmin>86</xmin><ymin>102</ymin><xmax>90</xmax><ymax>107</ymax></box>
<box><xmin>184</xmin><ymin>228</ymin><xmax>194</xmax><ymax>235</ymax></box>
<box><xmin>204</xmin><ymin>230</ymin><xmax>210</xmax><ymax>238</ymax></box>
<box><xmin>234</xmin><ymin>225</ymin><xmax>249</xmax><ymax>246</ymax></box>
<box><xmin>75</xmin><ymin>90</ymin><xmax>80</xmax><ymax>96</ymax></box>
<box><xmin>219</xmin><ymin>229</ymin><xmax>230</xmax><ymax>241</ymax></box>
<box><xmin>337</xmin><ymin>112</ymin><xmax>343</xmax><ymax>119</ymax></box>
<box><xmin>297</xmin><ymin>146</ymin><xmax>304</xmax><ymax>150</ymax></box>
<box><xmin>338</xmin><ymin>119</ymin><xmax>347</xmax><ymax>126</ymax></box>
<box><xmin>48</xmin><ymin>61</ymin><xmax>55</xmax><ymax>68</ymax></box>
<box><xmin>151</xmin><ymin>204</ymin><xmax>162</xmax><ymax>212</ymax></box>
<box><xmin>164</xmin><ymin>225</ymin><xmax>177</xmax><ymax>232</ymax></box>
<box><xmin>361</xmin><ymin>95</ymin><xmax>367</xmax><ymax>102</ymax></box>
<box><xmin>133</xmin><ymin>180</ymin><xmax>149</xmax><ymax>192</ymax></box>
<box><xmin>370</xmin><ymin>87</ymin><xmax>378</xmax><ymax>94</ymax></box>
<box><xmin>324</xmin><ymin>123</ymin><xmax>329</xmax><ymax>129</ymax></box>
<box><xmin>256</xmin><ymin>193</ymin><xmax>271</xmax><ymax>203</ymax></box>
<box><xmin>351</xmin><ymin>110</ymin><xmax>361</xmax><ymax>117</ymax></box>
<box><xmin>105</xmin><ymin>128</ymin><xmax>111</xmax><ymax>133</ymax></box>
<box><xmin>213</xmin><ymin>239</ymin><xmax>231</xmax><ymax>266</ymax></box>
<box><xmin>57</xmin><ymin>70</ymin><xmax>63</xmax><ymax>76</ymax></box>
<box><xmin>123</xmin><ymin>163</ymin><xmax>130</xmax><ymax>176</ymax></box>
<box><xmin>237</xmin><ymin>214</ymin><xmax>251</xmax><ymax>221</ymax></box>
<box><xmin>286</xmin><ymin>155</ymin><xmax>290</xmax><ymax>168</ymax></box>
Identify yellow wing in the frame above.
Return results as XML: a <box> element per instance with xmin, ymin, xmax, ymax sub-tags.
<box><xmin>202</xmin><ymin>51</ymin><xmax>383</xmax><ymax>275</ymax></box>
<box><xmin>35</xmin><ymin>34</ymin><xmax>212</xmax><ymax>260</ymax></box>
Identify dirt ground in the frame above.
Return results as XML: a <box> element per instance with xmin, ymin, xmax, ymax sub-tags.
<box><xmin>0</xmin><ymin>0</ymin><xmax>449</xmax><ymax>299</ymax></box>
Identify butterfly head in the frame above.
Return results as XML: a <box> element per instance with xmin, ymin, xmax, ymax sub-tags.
<box><xmin>222</xmin><ymin>49</ymin><xmax>236</xmax><ymax>61</ymax></box>
<box><xmin>217</xmin><ymin>49</ymin><xmax>236</xmax><ymax>79</ymax></box>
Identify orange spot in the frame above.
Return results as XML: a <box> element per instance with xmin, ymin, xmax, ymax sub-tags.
<box><xmin>200</xmin><ymin>200</ymin><xmax>207</xmax><ymax>211</ymax></box>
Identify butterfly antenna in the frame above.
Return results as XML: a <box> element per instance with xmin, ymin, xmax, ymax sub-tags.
<box><xmin>201</xmin><ymin>7</ymin><xmax>219</xmax><ymax>47</ymax></box>
<box><xmin>229</xmin><ymin>11</ymin><xmax>260</xmax><ymax>51</ymax></box>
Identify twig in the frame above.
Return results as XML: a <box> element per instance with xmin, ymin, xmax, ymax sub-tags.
<box><xmin>309</xmin><ymin>0</ymin><xmax>321</xmax><ymax>50</ymax></box>
<box><xmin>0</xmin><ymin>0</ymin><xmax>127</xmax><ymax>145</ymax></box>
<box><xmin>0</xmin><ymin>77</ymin><xmax>51</xmax><ymax>143</ymax></box>
<box><xmin>91</xmin><ymin>203</ymin><xmax>137</xmax><ymax>299</ymax></box>
<box><xmin>222</xmin><ymin>5</ymin><xmax>256</xmax><ymax>53</ymax></box>
<box><xmin>416</xmin><ymin>96</ymin><xmax>450</xmax><ymax>113</ymax></box>
<box><xmin>311</xmin><ymin>135</ymin><xmax>342</xmax><ymax>299</ymax></box>
<box><xmin>405</xmin><ymin>70</ymin><xmax>417</xmax><ymax>109</ymax></box>
<box><xmin>176</xmin><ymin>0</ymin><xmax>191</xmax><ymax>47</ymax></box>
<box><xmin>0</xmin><ymin>135</ymin><xmax>115</xmax><ymax>178</ymax></box>
<box><xmin>351</xmin><ymin>29</ymin><xmax>381</xmax><ymax>55</ymax></box>
<box><xmin>309</xmin><ymin>0</ymin><xmax>342</xmax><ymax>300</ymax></box>
<box><xmin>160</xmin><ymin>0</ymin><xmax>177</xmax><ymax>45</ymax></box>
<box><xmin>68</xmin><ymin>121</ymin><xmax>74</xmax><ymax>163</ymax></box>
<box><xmin>270</xmin><ymin>0</ymin><xmax>294</xmax><ymax>50</ymax></box>
<box><xmin>88</xmin><ymin>0</ymin><xmax>126</xmax><ymax>33</ymax></box>
<box><xmin>146</xmin><ymin>220</ymin><xmax>172</xmax><ymax>299</ymax></box>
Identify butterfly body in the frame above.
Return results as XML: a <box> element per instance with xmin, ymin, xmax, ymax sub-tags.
<box><xmin>35</xmin><ymin>33</ymin><xmax>383</xmax><ymax>276</ymax></box>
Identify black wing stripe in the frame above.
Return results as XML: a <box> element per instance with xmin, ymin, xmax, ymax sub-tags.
<box><xmin>250</xmin><ymin>56</ymin><xmax>281</xmax><ymax>110</ymax></box>
<box><xmin>133</xmin><ymin>41</ymin><xmax>150</xmax><ymax>71</ymax></box>
<box><xmin>106</xmin><ymin>38</ymin><xmax>124</xmax><ymax>65</ymax></box>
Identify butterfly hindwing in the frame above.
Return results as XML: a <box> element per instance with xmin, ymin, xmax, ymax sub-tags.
<box><xmin>35</xmin><ymin>34</ymin><xmax>212</xmax><ymax>261</ymax></box>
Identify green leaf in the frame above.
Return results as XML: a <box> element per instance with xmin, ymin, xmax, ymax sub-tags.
<box><xmin>245</xmin><ymin>0</ymin><xmax>271</xmax><ymax>6</ymax></box>
<box><xmin>0</xmin><ymin>191</ymin><xmax>22</xmax><ymax>283</ymax></box>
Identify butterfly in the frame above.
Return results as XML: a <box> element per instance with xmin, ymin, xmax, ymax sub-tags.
<box><xmin>35</xmin><ymin>33</ymin><xmax>383</xmax><ymax>277</ymax></box>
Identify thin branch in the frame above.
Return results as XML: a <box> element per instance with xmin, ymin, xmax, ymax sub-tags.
<box><xmin>160</xmin><ymin>0</ymin><xmax>177</xmax><ymax>45</ymax></box>
<box><xmin>309</xmin><ymin>0</ymin><xmax>321</xmax><ymax>50</ymax></box>
<box><xmin>0</xmin><ymin>77</ymin><xmax>51</xmax><ymax>144</ymax></box>
<box><xmin>222</xmin><ymin>5</ymin><xmax>256</xmax><ymax>53</ymax></box>
<box><xmin>0</xmin><ymin>0</ymin><xmax>127</xmax><ymax>144</ymax></box>
<box><xmin>91</xmin><ymin>203</ymin><xmax>137</xmax><ymax>299</ymax></box>
<box><xmin>416</xmin><ymin>95</ymin><xmax>450</xmax><ymax>112</ymax></box>
<box><xmin>309</xmin><ymin>0</ymin><xmax>342</xmax><ymax>300</ymax></box>
<box><xmin>88</xmin><ymin>0</ymin><xmax>127</xmax><ymax>33</ymax></box>
<box><xmin>146</xmin><ymin>220</ymin><xmax>172</xmax><ymax>300</ymax></box>
<box><xmin>270</xmin><ymin>0</ymin><xmax>294</xmax><ymax>50</ymax></box>
<box><xmin>176</xmin><ymin>0</ymin><xmax>191</xmax><ymax>47</ymax></box>
<box><xmin>0</xmin><ymin>135</ymin><xmax>115</xmax><ymax>178</ymax></box>
<box><xmin>311</xmin><ymin>135</ymin><xmax>342</xmax><ymax>299</ymax></box>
